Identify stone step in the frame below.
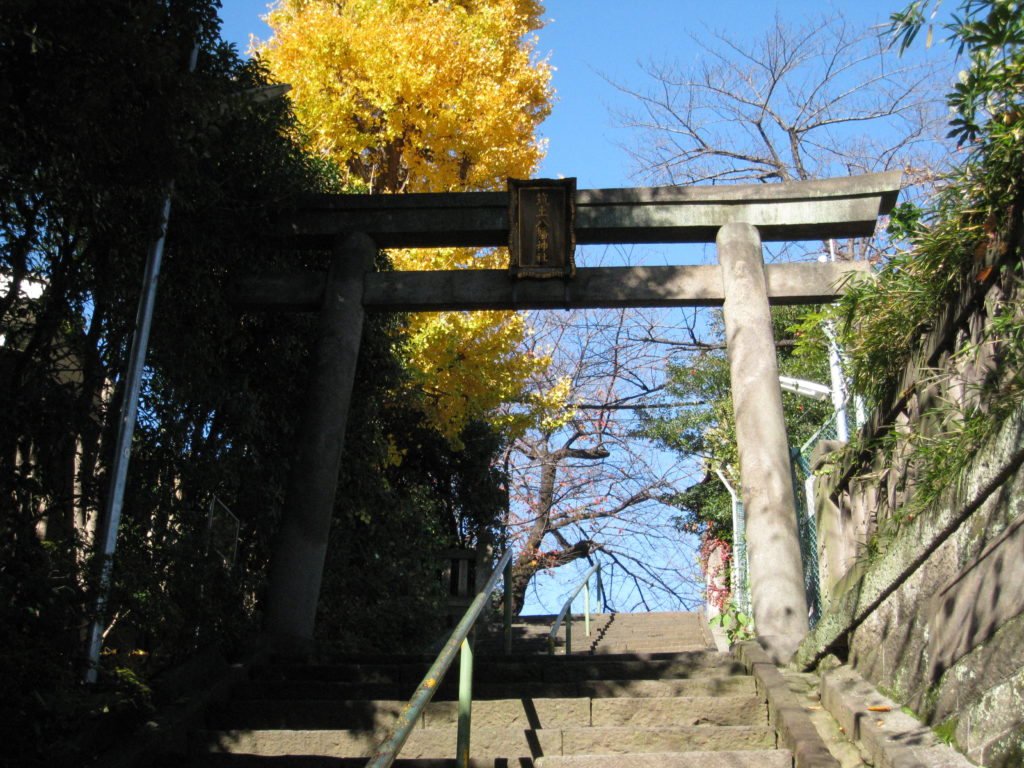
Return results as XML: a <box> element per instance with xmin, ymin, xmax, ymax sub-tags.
<box><xmin>187</xmin><ymin>758</ymin><xmax>554</xmax><ymax>767</ymax></box>
<box><xmin>188</xmin><ymin>759</ymin><xmax>505</xmax><ymax>767</ymax></box>
<box><xmin>589</xmin><ymin>630</ymin><xmax>704</xmax><ymax>640</ymax></box>
<box><xmin>588</xmin><ymin>696</ymin><xmax>765</xmax><ymax>727</ymax></box>
<box><xmin>535</xmin><ymin>750</ymin><xmax>793</xmax><ymax>768</ymax></box>
<box><xmin>208</xmin><ymin>695</ymin><xmax>765</xmax><ymax>730</ymax></box>
<box><xmin>169</xmin><ymin>614</ymin><xmax>804</xmax><ymax>767</ymax></box>
<box><xmin>477</xmin><ymin>636</ymin><xmax>710</xmax><ymax>655</ymax></box>
<box><xmin>590</xmin><ymin>644</ymin><xmax>711</xmax><ymax>654</ymax></box>
<box><xmin>232</xmin><ymin>674</ymin><xmax>757</xmax><ymax>703</ymax></box>
<box><xmin>194</xmin><ymin>724</ymin><xmax>776</xmax><ymax>759</ymax></box>
<box><xmin>596</xmin><ymin>630</ymin><xmax>707</xmax><ymax>638</ymax></box>
<box><xmin>475</xmin><ymin>613</ymin><xmax>711</xmax><ymax>651</ymax></box>
<box><xmin>191</xmin><ymin>753</ymin><xmax>791</xmax><ymax>768</ymax></box>
<box><xmin>256</xmin><ymin>652</ymin><xmax>741</xmax><ymax>686</ymax></box>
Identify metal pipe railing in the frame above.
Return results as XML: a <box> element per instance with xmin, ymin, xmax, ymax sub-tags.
<box><xmin>367</xmin><ymin>547</ymin><xmax>513</xmax><ymax>768</ymax></box>
<box><xmin>502</xmin><ymin>556</ymin><xmax>513</xmax><ymax>655</ymax></box>
<box><xmin>547</xmin><ymin>563</ymin><xmax>601</xmax><ymax>655</ymax></box>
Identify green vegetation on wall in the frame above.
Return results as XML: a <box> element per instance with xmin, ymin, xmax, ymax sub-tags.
<box><xmin>817</xmin><ymin>0</ymin><xmax>1024</xmax><ymax>531</ymax></box>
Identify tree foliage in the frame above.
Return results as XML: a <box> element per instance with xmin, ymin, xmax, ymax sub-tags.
<box><xmin>644</xmin><ymin>308</ymin><xmax>833</xmax><ymax>543</ymax></box>
<box><xmin>1</xmin><ymin>2</ymin><xmax>321</xmax><ymax>760</ymax></box>
<box><xmin>258</xmin><ymin>0</ymin><xmax>555</xmax><ymax>444</ymax></box>
<box><xmin>501</xmin><ymin>307</ymin><xmax>703</xmax><ymax>614</ymax></box>
<box><xmin>0</xmin><ymin>2</ymin><xmax>510</xmax><ymax>763</ymax></box>
<box><xmin>258</xmin><ymin>0</ymin><xmax>550</xmax><ymax>194</ymax></box>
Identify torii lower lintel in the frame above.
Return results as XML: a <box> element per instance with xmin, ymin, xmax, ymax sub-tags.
<box><xmin>232</xmin><ymin>261</ymin><xmax>872</xmax><ymax>313</ymax></box>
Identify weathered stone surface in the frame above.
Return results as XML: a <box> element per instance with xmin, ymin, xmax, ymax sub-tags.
<box><xmin>589</xmin><ymin>611</ymin><xmax>711</xmax><ymax>652</ymax></box>
<box><xmin>560</xmin><ymin>725</ymin><xmax>775</xmax><ymax>754</ymax></box>
<box><xmin>796</xmin><ymin>404</ymin><xmax>1024</xmax><ymax>768</ymax></box>
<box><xmin>955</xmin><ymin>666</ymin><xmax>1024</xmax><ymax>768</ymax></box>
<box><xmin>423</xmin><ymin>698</ymin><xmax>590</xmax><ymax>729</ymax></box>
<box><xmin>925</xmin><ymin>512</ymin><xmax>1024</xmax><ymax>687</ymax></box>
<box><xmin>820</xmin><ymin>665</ymin><xmax>975</xmax><ymax>768</ymax></box>
<box><xmin>589</xmin><ymin>696</ymin><xmax>765</xmax><ymax>727</ymax></box>
<box><xmin>360</xmin><ymin>262</ymin><xmax>870</xmax><ymax>312</ymax></box>
<box><xmin>578</xmin><ymin>677</ymin><xmax>756</xmax><ymax>699</ymax></box>
<box><xmin>200</xmin><ymin>728</ymin><xmax>385</xmax><ymax>757</ymax></box>
<box><xmin>186</xmin><ymin>615</ymin><xmax>790</xmax><ymax>766</ymax></box>
<box><xmin>196</xmin><ymin>710</ymin><xmax>780</xmax><ymax>759</ymax></box>
<box><xmin>783</xmin><ymin>670</ymin><xmax>871</xmax><ymax>768</ymax></box>
<box><xmin>737</xmin><ymin>642</ymin><xmax>841</xmax><ymax>768</ymax></box>
<box><xmin>541</xmin><ymin>655</ymin><xmax>742</xmax><ymax>684</ymax></box>
<box><xmin>208</xmin><ymin>698</ymin><xmax>406</xmax><ymax>730</ymax></box>
<box><xmin>282</xmin><ymin>171</ymin><xmax>902</xmax><ymax>248</ymax></box>
<box><xmin>265</xmin><ymin>233</ymin><xmax>377</xmax><ymax>649</ymax></box>
<box><xmin>236</xmin><ymin>262</ymin><xmax>871</xmax><ymax>313</ymax></box>
<box><xmin>402</xmin><ymin>727</ymin><xmax>564</xmax><ymax>760</ymax></box>
<box><xmin>472</xmin><ymin>681</ymin><xmax>582</xmax><ymax>700</ymax></box>
<box><xmin>536</xmin><ymin>749</ymin><xmax>792</xmax><ymax>767</ymax></box>
<box><xmin>262</xmin><ymin>662</ymin><xmax>402</xmax><ymax>683</ymax></box>
<box><xmin>719</xmin><ymin>222</ymin><xmax>809</xmax><ymax>655</ymax></box>
<box><xmin>232</xmin><ymin>679</ymin><xmax>404</xmax><ymax>701</ymax></box>
<box><xmin>795</xmin><ymin>400</ymin><xmax>1024</xmax><ymax>675</ymax></box>
<box><xmin>589</xmin><ymin>647</ymin><xmax>716</xmax><ymax>659</ymax></box>
<box><xmin>932</xmin><ymin>610</ymin><xmax>1024</xmax><ymax>728</ymax></box>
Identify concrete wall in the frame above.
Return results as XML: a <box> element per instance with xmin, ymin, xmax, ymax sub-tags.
<box><xmin>795</xmin><ymin>204</ymin><xmax>1024</xmax><ymax>767</ymax></box>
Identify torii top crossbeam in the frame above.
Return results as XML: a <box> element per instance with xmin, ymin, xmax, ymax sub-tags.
<box><xmin>280</xmin><ymin>170</ymin><xmax>900</xmax><ymax>248</ymax></box>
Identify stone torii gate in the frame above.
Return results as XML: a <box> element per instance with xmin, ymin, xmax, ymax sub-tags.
<box><xmin>238</xmin><ymin>170</ymin><xmax>901</xmax><ymax>661</ymax></box>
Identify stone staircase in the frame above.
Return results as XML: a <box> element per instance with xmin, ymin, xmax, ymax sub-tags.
<box><xmin>183</xmin><ymin>612</ymin><xmax>797</xmax><ymax>766</ymax></box>
<box><xmin>474</xmin><ymin>611</ymin><xmax>715</xmax><ymax>656</ymax></box>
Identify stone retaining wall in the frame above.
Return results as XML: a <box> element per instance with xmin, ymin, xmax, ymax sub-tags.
<box><xmin>795</xmin><ymin>201</ymin><xmax>1024</xmax><ymax>767</ymax></box>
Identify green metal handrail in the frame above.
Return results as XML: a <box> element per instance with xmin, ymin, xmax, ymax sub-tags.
<box><xmin>367</xmin><ymin>547</ymin><xmax>514</xmax><ymax>768</ymax></box>
<box><xmin>548</xmin><ymin>562</ymin><xmax>601</xmax><ymax>655</ymax></box>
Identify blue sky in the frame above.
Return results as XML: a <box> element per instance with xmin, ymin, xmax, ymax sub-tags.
<box><xmin>218</xmin><ymin>1</ymin><xmax>915</xmax><ymax>191</ymax></box>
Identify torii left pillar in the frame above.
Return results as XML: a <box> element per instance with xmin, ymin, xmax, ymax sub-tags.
<box><xmin>264</xmin><ymin>231</ymin><xmax>376</xmax><ymax>652</ymax></box>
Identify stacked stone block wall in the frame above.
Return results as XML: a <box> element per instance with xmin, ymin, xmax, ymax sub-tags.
<box><xmin>797</xmin><ymin>201</ymin><xmax>1024</xmax><ymax>767</ymax></box>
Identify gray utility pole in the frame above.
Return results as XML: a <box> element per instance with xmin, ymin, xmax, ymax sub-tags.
<box><xmin>84</xmin><ymin>39</ymin><xmax>200</xmax><ymax>684</ymax></box>
<box><xmin>84</xmin><ymin>193</ymin><xmax>174</xmax><ymax>684</ymax></box>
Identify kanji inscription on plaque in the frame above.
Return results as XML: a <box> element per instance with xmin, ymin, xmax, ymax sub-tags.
<box><xmin>508</xmin><ymin>177</ymin><xmax>576</xmax><ymax>279</ymax></box>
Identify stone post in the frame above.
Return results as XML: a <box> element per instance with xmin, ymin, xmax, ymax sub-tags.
<box><xmin>264</xmin><ymin>231</ymin><xmax>376</xmax><ymax>651</ymax></box>
<box><xmin>717</xmin><ymin>222</ymin><xmax>809</xmax><ymax>662</ymax></box>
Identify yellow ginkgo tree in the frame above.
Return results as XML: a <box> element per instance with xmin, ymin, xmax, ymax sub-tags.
<box><xmin>258</xmin><ymin>0</ymin><xmax>554</xmax><ymax>445</ymax></box>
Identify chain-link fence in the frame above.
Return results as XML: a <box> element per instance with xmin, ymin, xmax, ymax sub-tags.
<box><xmin>791</xmin><ymin>445</ymin><xmax>821</xmax><ymax>628</ymax></box>
<box><xmin>732</xmin><ymin>496</ymin><xmax>749</xmax><ymax>616</ymax></box>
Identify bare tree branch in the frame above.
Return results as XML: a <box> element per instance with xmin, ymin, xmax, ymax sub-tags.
<box><xmin>608</xmin><ymin>12</ymin><xmax>952</xmax><ymax>201</ymax></box>
<box><xmin>502</xmin><ymin>305</ymin><xmax>701</xmax><ymax>613</ymax></box>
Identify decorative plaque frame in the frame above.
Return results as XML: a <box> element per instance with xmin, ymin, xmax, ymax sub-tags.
<box><xmin>508</xmin><ymin>177</ymin><xmax>577</xmax><ymax>279</ymax></box>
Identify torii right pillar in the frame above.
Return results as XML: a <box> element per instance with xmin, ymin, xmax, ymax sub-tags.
<box><xmin>718</xmin><ymin>221</ymin><xmax>809</xmax><ymax>662</ymax></box>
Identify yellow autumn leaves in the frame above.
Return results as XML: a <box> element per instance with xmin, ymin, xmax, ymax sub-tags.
<box><xmin>260</xmin><ymin>0</ymin><xmax>550</xmax><ymax>193</ymax></box>
<box><xmin>258</xmin><ymin>0</ymin><xmax>567</xmax><ymax>447</ymax></box>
